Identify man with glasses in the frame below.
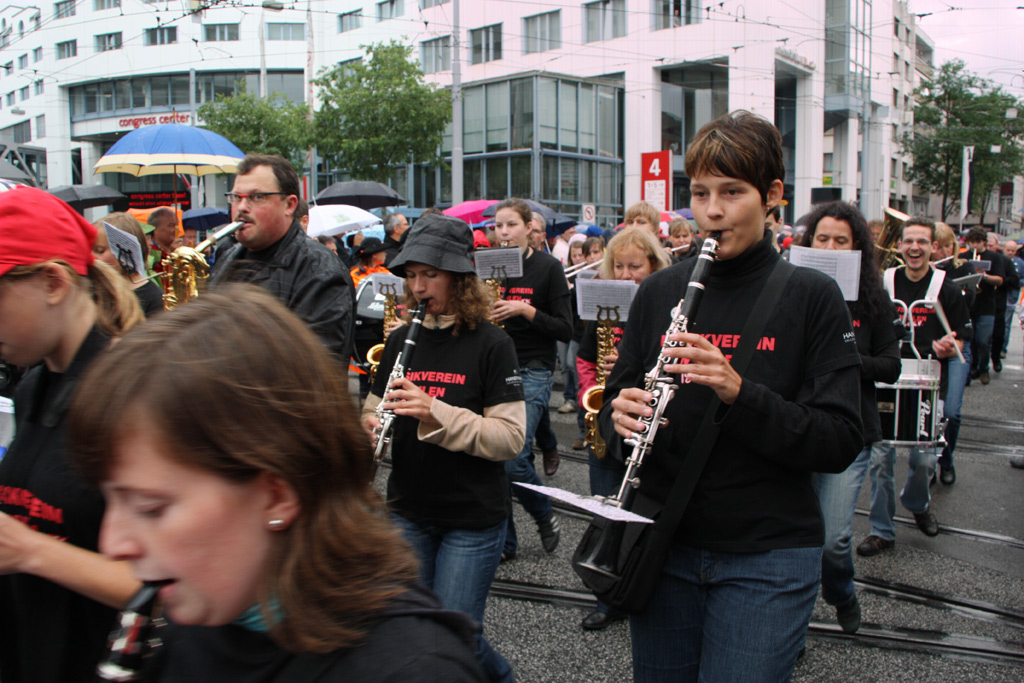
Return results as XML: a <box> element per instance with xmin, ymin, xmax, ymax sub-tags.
<box><xmin>212</xmin><ymin>154</ymin><xmax>355</xmax><ymax>361</ymax></box>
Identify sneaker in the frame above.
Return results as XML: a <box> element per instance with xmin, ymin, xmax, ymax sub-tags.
<box><xmin>558</xmin><ymin>400</ymin><xmax>577</xmax><ymax>414</ymax></box>
<box><xmin>993</xmin><ymin>358</ymin><xmax>1002</xmax><ymax>373</ymax></box>
<box><xmin>572</xmin><ymin>438</ymin><xmax>586</xmax><ymax>451</ymax></box>
<box><xmin>538</xmin><ymin>513</ymin><xmax>561</xmax><ymax>553</ymax></box>
<box><xmin>940</xmin><ymin>466</ymin><xmax>956</xmax><ymax>485</ymax></box>
<box><xmin>913</xmin><ymin>509</ymin><xmax>939</xmax><ymax>537</ymax></box>
<box><xmin>980</xmin><ymin>371</ymin><xmax>990</xmax><ymax>385</ymax></box>
<box><xmin>835</xmin><ymin>595</ymin><xmax>862</xmax><ymax>634</ymax></box>
<box><xmin>856</xmin><ymin>535</ymin><xmax>894</xmax><ymax>557</ymax></box>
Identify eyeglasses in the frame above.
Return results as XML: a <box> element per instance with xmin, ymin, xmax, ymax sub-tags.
<box><xmin>224</xmin><ymin>191</ymin><xmax>287</xmax><ymax>205</ymax></box>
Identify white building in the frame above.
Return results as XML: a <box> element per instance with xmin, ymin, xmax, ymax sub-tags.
<box><xmin>0</xmin><ymin>0</ymin><xmax>926</xmax><ymax>224</ymax></box>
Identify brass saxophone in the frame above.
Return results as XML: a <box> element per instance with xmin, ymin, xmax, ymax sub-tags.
<box><xmin>367</xmin><ymin>282</ymin><xmax>400</xmax><ymax>383</ymax></box>
<box><xmin>582</xmin><ymin>305</ymin><xmax>620</xmax><ymax>458</ymax></box>
<box><xmin>161</xmin><ymin>221</ymin><xmax>243</xmax><ymax>309</ymax></box>
<box><xmin>372</xmin><ymin>300</ymin><xmax>429</xmax><ymax>464</ymax></box>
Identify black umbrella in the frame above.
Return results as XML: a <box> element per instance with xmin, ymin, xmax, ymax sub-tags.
<box><xmin>182</xmin><ymin>206</ymin><xmax>231</xmax><ymax>232</ymax></box>
<box><xmin>315</xmin><ymin>181</ymin><xmax>407</xmax><ymax>210</ymax></box>
<box><xmin>48</xmin><ymin>184</ymin><xmax>126</xmax><ymax>211</ymax></box>
<box><xmin>0</xmin><ymin>159</ymin><xmax>32</xmax><ymax>183</ymax></box>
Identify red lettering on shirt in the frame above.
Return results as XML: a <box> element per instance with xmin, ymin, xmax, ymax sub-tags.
<box><xmin>0</xmin><ymin>486</ymin><xmax>65</xmax><ymax>525</ymax></box>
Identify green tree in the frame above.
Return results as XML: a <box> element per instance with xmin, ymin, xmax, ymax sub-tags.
<box><xmin>198</xmin><ymin>85</ymin><xmax>314</xmax><ymax>173</ymax></box>
<box><xmin>901</xmin><ymin>59</ymin><xmax>1024</xmax><ymax>220</ymax></box>
<box><xmin>314</xmin><ymin>40</ymin><xmax>452</xmax><ymax>183</ymax></box>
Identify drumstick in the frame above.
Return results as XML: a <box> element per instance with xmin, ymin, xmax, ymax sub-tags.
<box><xmin>930</xmin><ymin>299</ymin><xmax>966</xmax><ymax>364</ymax></box>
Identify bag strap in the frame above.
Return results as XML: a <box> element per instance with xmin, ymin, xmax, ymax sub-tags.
<box><xmin>652</xmin><ymin>258</ymin><xmax>794</xmax><ymax>536</ymax></box>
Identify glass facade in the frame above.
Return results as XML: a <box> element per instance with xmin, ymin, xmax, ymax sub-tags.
<box><xmin>825</xmin><ymin>0</ymin><xmax>872</xmax><ymax>98</ymax></box>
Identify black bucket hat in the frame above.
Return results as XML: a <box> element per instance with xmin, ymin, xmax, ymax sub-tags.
<box><xmin>353</xmin><ymin>236</ymin><xmax>387</xmax><ymax>260</ymax></box>
<box><xmin>388</xmin><ymin>214</ymin><xmax>475</xmax><ymax>277</ymax></box>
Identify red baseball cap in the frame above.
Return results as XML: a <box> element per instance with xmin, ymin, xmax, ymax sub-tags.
<box><xmin>0</xmin><ymin>186</ymin><xmax>97</xmax><ymax>278</ymax></box>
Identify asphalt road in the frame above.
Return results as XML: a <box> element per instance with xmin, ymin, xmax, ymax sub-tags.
<box><xmin>369</xmin><ymin>318</ymin><xmax>1024</xmax><ymax>682</ymax></box>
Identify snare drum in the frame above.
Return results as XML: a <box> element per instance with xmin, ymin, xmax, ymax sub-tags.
<box><xmin>875</xmin><ymin>358</ymin><xmax>944</xmax><ymax>447</ymax></box>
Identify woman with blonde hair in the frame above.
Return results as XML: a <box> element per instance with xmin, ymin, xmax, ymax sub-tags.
<box><xmin>0</xmin><ymin>186</ymin><xmax>143</xmax><ymax>683</ymax></box>
<box><xmin>71</xmin><ymin>285</ymin><xmax>485</xmax><ymax>681</ymax></box>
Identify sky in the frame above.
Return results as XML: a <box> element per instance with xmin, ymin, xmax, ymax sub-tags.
<box><xmin>909</xmin><ymin>0</ymin><xmax>1024</xmax><ymax>95</ymax></box>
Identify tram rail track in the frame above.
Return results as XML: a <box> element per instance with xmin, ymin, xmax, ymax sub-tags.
<box><xmin>489</xmin><ymin>578</ymin><xmax>1024</xmax><ymax>666</ymax></box>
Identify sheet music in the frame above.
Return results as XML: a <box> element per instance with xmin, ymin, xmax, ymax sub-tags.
<box><xmin>103</xmin><ymin>222</ymin><xmax>146</xmax><ymax>279</ymax></box>
<box><xmin>967</xmin><ymin>260</ymin><xmax>991</xmax><ymax>273</ymax></box>
<box><xmin>474</xmin><ymin>246</ymin><xmax>523</xmax><ymax>279</ymax></box>
<box><xmin>515</xmin><ymin>483</ymin><xmax>654</xmax><ymax>523</ymax></box>
<box><xmin>576</xmin><ymin>278</ymin><xmax>637</xmax><ymax>321</ymax></box>
<box><xmin>953</xmin><ymin>273</ymin><xmax>983</xmax><ymax>290</ymax></box>
<box><xmin>789</xmin><ymin>245</ymin><xmax>861</xmax><ymax>301</ymax></box>
<box><xmin>371</xmin><ymin>273</ymin><xmax>404</xmax><ymax>297</ymax></box>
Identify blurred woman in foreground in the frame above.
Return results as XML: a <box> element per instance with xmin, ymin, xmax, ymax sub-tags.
<box><xmin>69</xmin><ymin>285</ymin><xmax>485</xmax><ymax>682</ymax></box>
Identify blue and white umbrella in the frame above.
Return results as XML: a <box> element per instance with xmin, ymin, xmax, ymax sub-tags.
<box><xmin>93</xmin><ymin>124</ymin><xmax>244</xmax><ymax>177</ymax></box>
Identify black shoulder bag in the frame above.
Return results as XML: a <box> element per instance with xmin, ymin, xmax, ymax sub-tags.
<box><xmin>572</xmin><ymin>259</ymin><xmax>793</xmax><ymax>614</ymax></box>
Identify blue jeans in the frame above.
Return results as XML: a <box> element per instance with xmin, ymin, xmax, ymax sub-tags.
<box><xmin>940</xmin><ymin>345</ymin><xmax>970</xmax><ymax>469</ymax></box>
<box><xmin>866</xmin><ymin>442</ymin><xmax>897</xmax><ymax>541</ymax></box>
<box><xmin>630</xmin><ymin>543</ymin><xmax>821</xmax><ymax>683</ymax></box>
<box><xmin>504</xmin><ymin>367</ymin><xmax>554</xmax><ymax>555</ymax></box>
<box><xmin>816</xmin><ymin>446</ymin><xmax>873</xmax><ymax>607</ymax></box>
<box><xmin>1004</xmin><ymin>302</ymin><xmax>1018</xmax><ymax>354</ymax></box>
<box><xmin>970</xmin><ymin>314</ymin><xmax>995</xmax><ymax>375</ymax></box>
<box><xmin>393</xmin><ymin>516</ymin><xmax>514</xmax><ymax>683</ymax></box>
<box><xmin>885</xmin><ymin>444</ymin><xmax>937</xmax><ymax>515</ymax></box>
<box><xmin>558</xmin><ymin>340</ymin><xmax>579</xmax><ymax>403</ymax></box>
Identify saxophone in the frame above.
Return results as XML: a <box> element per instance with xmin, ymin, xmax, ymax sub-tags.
<box><xmin>162</xmin><ymin>221</ymin><xmax>243</xmax><ymax>309</ymax></box>
<box><xmin>367</xmin><ymin>282</ymin><xmax>400</xmax><ymax>383</ymax></box>
<box><xmin>372</xmin><ymin>299</ymin><xmax>430</xmax><ymax>464</ymax></box>
<box><xmin>96</xmin><ymin>580</ymin><xmax>170</xmax><ymax>681</ymax></box>
<box><xmin>582</xmin><ymin>305</ymin><xmax>620</xmax><ymax>458</ymax></box>
<box><xmin>576</xmin><ymin>233</ymin><xmax>720</xmax><ymax>580</ymax></box>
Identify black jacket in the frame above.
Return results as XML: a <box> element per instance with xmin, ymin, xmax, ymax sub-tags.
<box><xmin>211</xmin><ymin>222</ymin><xmax>356</xmax><ymax>361</ymax></box>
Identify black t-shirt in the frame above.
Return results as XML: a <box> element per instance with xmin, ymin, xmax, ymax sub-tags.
<box><xmin>890</xmin><ymin>268</ymin><xmax>972</xmax><ymax>392</ymax></box>
<box><xmin>500</xmin><ymin>249</ymin><xmax>573</xmax><ymax>369</ymax></box>
<box><xmin>939</xmin><ymin>260</ymin><xmax>977</xmax><ymax>310</ymax></box>
<box><xmin>0</xmin><ymin>329</ymin><xmax>118</xmax><ymax>683</ymax></box>
<box><xmin>134</xmin><ymin>280</ymin><xmax>165</xmax><ymax>317</ymax></box>
<box><xmin>148</xmin><ymin>585</ymin><xmax>486</xmax><ymax>682</ymax></box>
<box><xmin>374</xmin><ymin>321</ymin><xmax>523</xmax><ymax>528</ymax></box>
<box><xmin>602</xmin><ymin>236</ymin><xmax>863</xmax><ymax>552</ymax></box>
<box><xmin>967</xmin><ymin>248</ymin><xmax>1006</xmax><ymax>316</ymax></box>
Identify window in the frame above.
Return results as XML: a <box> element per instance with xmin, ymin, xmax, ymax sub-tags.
<box><xmin>5</xmin><ymin>92</ymin><xmax>13</xmax><ymax>106</ymax></box>
<box><xmin>377</xmin><ymin>0</ymin><xmax>403</xmax><ymax>21</ymax></box>
<box><xmin>32</xmin><ymin>47</ymin><xmax>42</xmax><ymax>62</ymax></box>
<box><xmin>2</xmin><ymin>63</ymin><xmax>11</xmax><ymax>75</ymax></box>
<box><xmin>96</xmin><ymin>32</ymin><xmax>122</xmax><ymax>51</ymax></box>
<box><xmin>421</xmin><ymin>0</ymin><xmax>447</xmax><ymax>7</ymax></box>
<box><xmin>35</xmin><ymin>114</ymin><xmax>45</xmax><ymax>138</ymax></box>
<box><xmin>54</xmin><ymin>0</ymin><xmax>75</xmax><ymax>18</ymax></box>
<box><xmin>470</xmin><ymin>24</ymin><xmax>501</xmax><ymax>64</ymax></box>
<box><xmin>95</xmin><ymin>0</ymin><xmax>120</xmax><ymax>9</ymax></box>
<box><xmin>338</xmin><ymin>10</ymin><xmax>361</xmax><ymax>33</ymax></box>
<box><xmin>267</xmin><ymin>23</ymin><xmax>304</xmax><ymax>40</ymax></box>
<box><xmin>653</xmin><ymin>0</ymin><xmax>700</xmax><ymax>30</ymax></box>
<box><xmin>144</xmin><ymin>27</ymin><xmax>177</xmax><ymax>45</ymax></box>
<box><xmin>205</xmin><ymin>24</ymin><xmax>238</xmax><ymax>41</ymax></box>
<box><xmin>19</xmin><ymin>86</ymin><xmax>29</xmax><ymax>101</ymax></box>
<box><xmin>33</xmin><ymin>79</ymin><xmax>43</xmax><ymax>95</ymax></box>
<box><xmin>523</xmin><ymin>11</ymin><xmax>560</xmax><ymax>54</ymax></box>
<box><xmin>421</xmin><ymin>36</ymin><xmax>450</xmax><ymax>74</ymax></box>
<box><xmin>17</xmin><ymin>54</ymin><xmax>27</xmax><ymax>69</ymax></box>
<box><xmin>584</xmin><ymin>0</ymin><xmax>626</xmax><ymax>42</ymax></box>
<box><xmin>56</xmin><ymin>40</ymin><xmax>77</xmax><ymax>59</ymax></box>
<box><xmin>4</xmin><ymin>120</ymin><xmax>32</xmax><ymax>143</ymax></box>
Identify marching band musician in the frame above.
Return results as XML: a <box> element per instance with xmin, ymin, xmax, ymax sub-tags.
<box><xmin>361</xmin><ymin>215</ymin><xmax>526</xmax><ymax>683</ymax></box>
<box><xmin>605</xmin><ymin>111</ymin><xmax>863</xmax><ymax>681</ymax></box>
<box><xmin>491</xmin><ymin>199</ymin><xmax>574</xmax><ymax>562</ymax></box>
<box><xmin>797</xmin><ymin>201</ymin><xmax>904</xmax><ymax>633</ymax></box>
<box><xmin>576</xmin><ymin>226</ymin><xmax>670</xmax><ymax>632</ymax></box>
<box><xmin>875</xmin><ymin>217</ymin><xmax>972</xmax><ymax>540</ymax></box>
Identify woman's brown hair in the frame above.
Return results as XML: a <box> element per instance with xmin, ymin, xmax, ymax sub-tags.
<box><xmin>494</xmin><ymin>197</ymin><xmax>533</xmax><ymax>227</ymax></box>
<box><xmin>400</xmin><ymin>272</ymin><xmax>492</xmax><ymax>335</ymax></box>
<box><xmin>69</xmin><ymin>285</ymin><xmax>418</xmax><ymax>654</ymax></box>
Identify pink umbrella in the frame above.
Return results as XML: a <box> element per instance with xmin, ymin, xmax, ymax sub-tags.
<box><xmin>444</xmin><ymin>199</ymin><xmax>499</xmax><ymax>225</ymax></box>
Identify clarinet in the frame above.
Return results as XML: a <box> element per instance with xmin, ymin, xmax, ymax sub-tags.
<box><xmin>97</xmin><ymin>580</ymin><xmax>171</xmax><ymax>682</ymax></box>
<box><xmin>372</xmin><ymin>299</ymin><xmax>430</xmax><ymax>463</ymax></box>
<box><xmin>610</xmin><ymin>232</ymin><xmax>721</xmax><ymax>509</ymax></box>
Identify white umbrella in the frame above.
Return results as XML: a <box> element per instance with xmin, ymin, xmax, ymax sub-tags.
<box><xmin>307</xmin><ymin>204</ymin><xmax>381</xmax><ymax>238</ymax></box>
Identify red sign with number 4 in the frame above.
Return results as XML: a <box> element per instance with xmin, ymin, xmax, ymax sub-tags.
<box><xmin>641</xmin><ymin>150</ymin><xmax>672</xmax><ymax>213</ymax></box>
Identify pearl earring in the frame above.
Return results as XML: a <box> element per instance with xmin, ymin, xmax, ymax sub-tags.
<box><xmin>267</xmin><ymin>519</ymin><xmax>286</xmax><ymax>531</ymax></box>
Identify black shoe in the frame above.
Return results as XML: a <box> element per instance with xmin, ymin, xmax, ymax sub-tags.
<box><xmin>835</xmin><ymin>595</ymin><xmax>862</xmax><ymax>634</ymax></box>
<box><xmin>1011</xmin><ymin>455</ymin><xmax>1024</xmax><ymax>470</ymax></box>
<box><xmin>500</xmin><ymin>550</ymin><xmax>516</xmax><ymax>563</ymax></box>
<box><xmin>940</xmin><ymin>466</ymin><xmax>956</xmax><ymax>485</ymax></box>
<box><xmin>581</xmin><ymin>610</ymin><xmax>626</xmax><ymax>631</ymax></box>
<box><xmin>993</xmin><ymin>358</ymin><xmax>1002</xmax><ymax>373</ymax></box>
<box><xmin>856</xmin><ymin>535</ymin><xmax>894</xmax><ymax>557</ymax></box>
<box><xmin>913</xmin><ymin>510</ymin><xmax>939</xmax><ymax>537</ymax></box>
<box><xmin>538</xmin><ymin>513</ymin><xmax>561</xmax><ymax>552</ymax></box>
<box><xmin>980</xmin><ymin>370</ymin><xmax>991</xmax><ymax>385</ymax></box>
<box><xmin>542</xmin><ymin>448</ymin><xmax>560</xmax><ymax>476</ymax></box>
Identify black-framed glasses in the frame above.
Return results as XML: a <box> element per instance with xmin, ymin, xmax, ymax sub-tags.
<box><xmin>224</xmin><ymin>191</ymin><xmax>288</xmax><ymax>205</ymax></box>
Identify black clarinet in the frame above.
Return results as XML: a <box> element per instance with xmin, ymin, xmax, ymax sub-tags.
<box><xmin>372</xmin><ymin>299</ymin><xmax>430</xmax><ymax>463</ymax></box>
<box><xmin>96</xmin><ymin>580</ymin><xmax>171</xmax><ymax>682</ymax></box>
